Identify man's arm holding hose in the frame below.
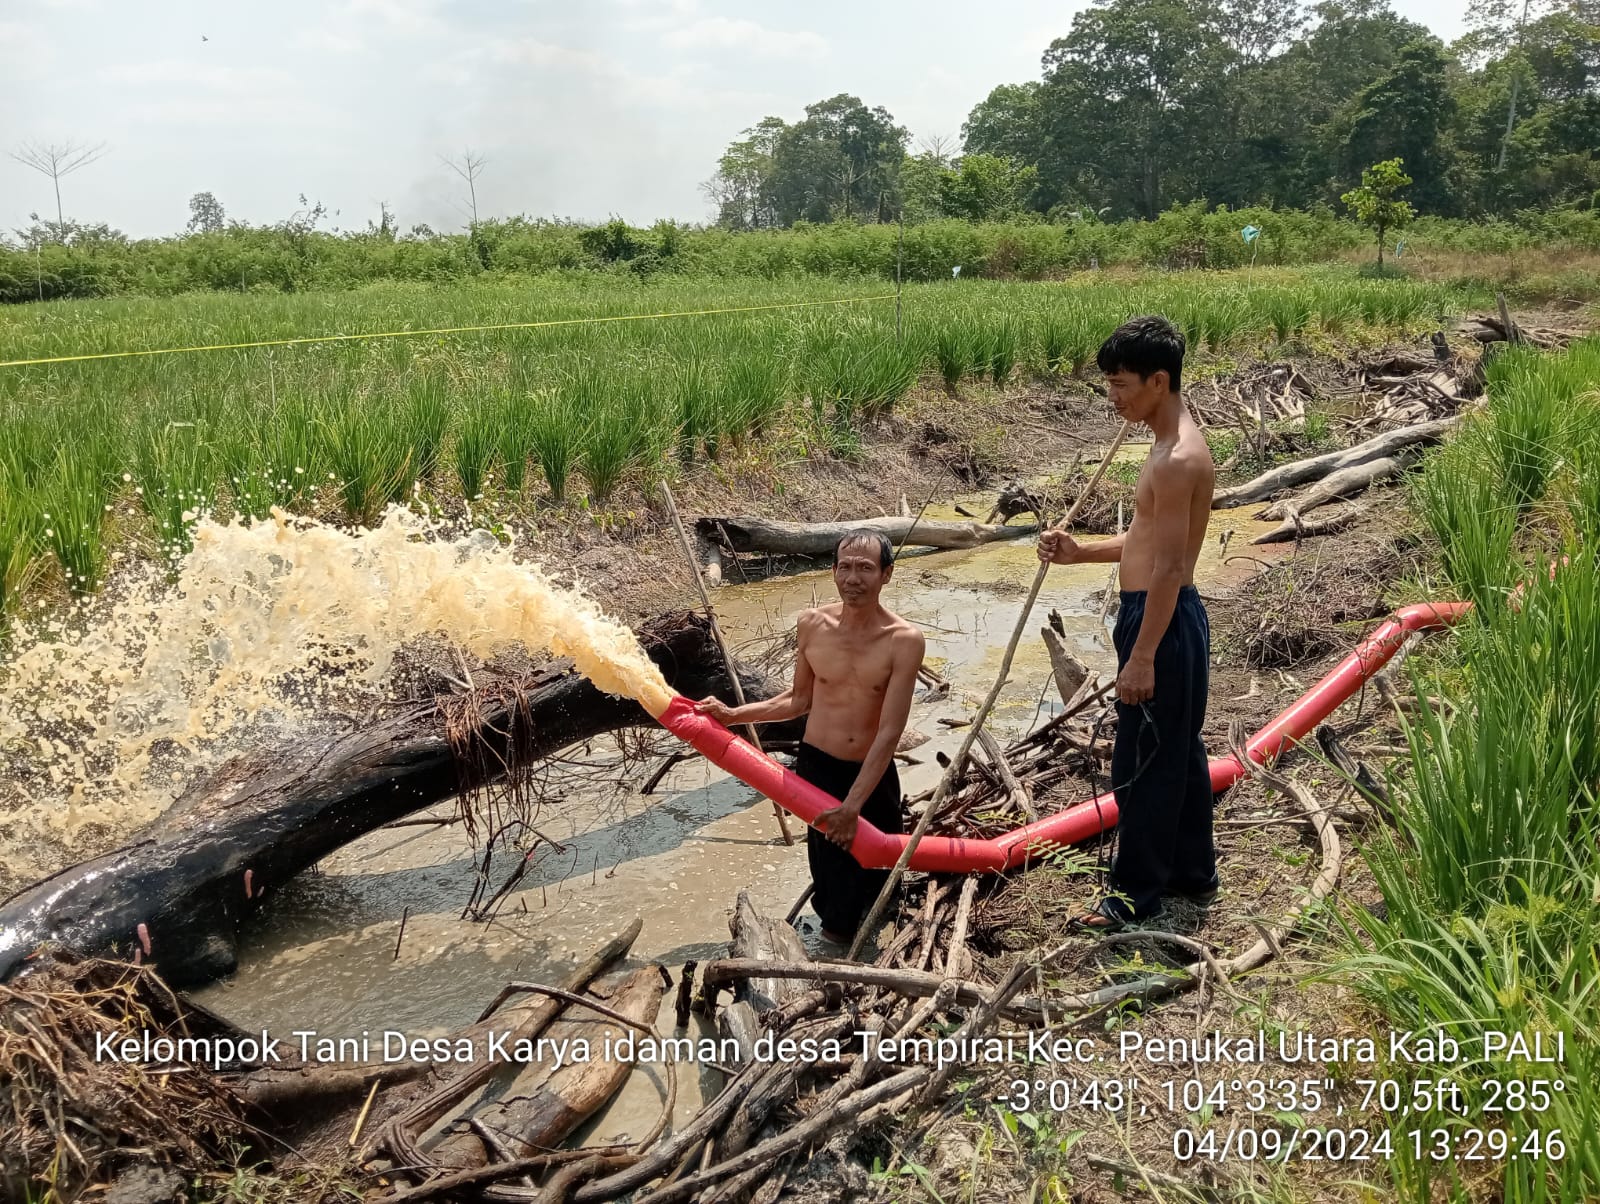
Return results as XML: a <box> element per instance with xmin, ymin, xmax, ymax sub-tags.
<box><xmin>694</xmin><ymin>610</ymin><xmax>817</xmax><ymax>725</ymax></box>
<box><xmin>815</xmin><ymin>627</ymin><xmax>924</xmax><ymax>849</ymax></box>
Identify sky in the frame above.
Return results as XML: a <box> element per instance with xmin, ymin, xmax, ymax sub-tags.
<box><xmin>1</xmin><ymin>0</ymin><xmax>1473</xmax><ymax>240</ymax></box>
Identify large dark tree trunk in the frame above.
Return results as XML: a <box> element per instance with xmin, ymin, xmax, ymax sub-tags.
<box><xmin>0</xmin><ymin>613</ymin><xmax>791</xmax><ymax>989</ymax></box>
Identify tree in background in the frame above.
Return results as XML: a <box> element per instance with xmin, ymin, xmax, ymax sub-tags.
<box><xmin>185</xmin><ymin>191</ymin><xmax>226</xmax><ymax>234</ymax></box>
<box><xmin>961</xmin><ymin>83</ymin><xmax>1046</xmax><ymax>167</ymax></box>
<box><xmin>1331</xmin><ymin>40</ymin><xmax>1462</xmax><ymax>213</ymax></box>
<box><xmin>767</xmin><ymin>95</ymin><xmax>908</xmax><ymax>225</ymax></box>
<box><xmin>9</xmin><ymin>141</ymin><xmax>109</xmax><ymax>232</ymax></box>
<box><xmin>441</xmin><ymin>149</ymin><xmax>487</xmax><ymax>226</ymax></box>
<box><xmin>703</xmin><ymin>117</ymin><xmax>786</xmax><ymax>230</ymax></box>
<box><xmin>1036</xmin><ymin>0</ymin><xmax>1236</xmax><ymax>218</ymax></box>
<box><xmin>937</xmin><ymin>154</ymin><xmax>1039</xmax><ymax>221</ymax></box>
<box><xmin>1341</xmin><ymin>157</ymin><xmax>1416</xmax><ymax>266</ymax></box>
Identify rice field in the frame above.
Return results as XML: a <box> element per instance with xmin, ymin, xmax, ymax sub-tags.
<box><xmin>1348</xmin><ymin>338</ymin><xmax>1600</xmax><ymax>1203</ymax></box>
<box><xmin>0</xmin><ymin>269</ymin><xmax>1460</xmax><ymax>617</ymax></box>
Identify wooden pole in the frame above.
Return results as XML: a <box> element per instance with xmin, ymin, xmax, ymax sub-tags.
<box><xmin>660</xmin><ymin>482</ymin><xmax>795</xmax><ymax>846</ymax></box>
<box><xmin>847</xmin><ymin>421</ymin><xmax>1133</xmax><ymax>959</ymax></box>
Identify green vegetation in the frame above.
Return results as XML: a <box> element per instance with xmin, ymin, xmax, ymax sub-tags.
<box><xmin>708</xmin><ymin>1</ymin><xmax>1598</xmax><ymax>226</ymax></box>
<box><xmin>0</xmin><ymin>269</ymin><xmax>1458</xmax><ymax>619</ymax></box>
<box><xmin>1344</xmin><ymin>339</ymin><xmax>1600</xmax><ymax>1203</ymax></box>
<box><xmin>1342</xmin><ymin>159</ymin><xmax>1418</xmax><ymax>269</ymax></box>
<box><xmin>5</xmin><ymin>206</ymin><xmax>1599</xmax><ymax>303</ymax></box>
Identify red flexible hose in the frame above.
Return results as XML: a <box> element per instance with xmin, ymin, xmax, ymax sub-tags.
<box><xmin>656</xmin><ymin>602</ymin><xmax>1472</xmax><ymax>873</ymax></box>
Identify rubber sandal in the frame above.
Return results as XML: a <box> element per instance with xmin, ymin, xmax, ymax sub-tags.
<box><xmin>1066</xmin><ymin>899</ymin><xmax>1130</xmax><ymax>935</ymax></box>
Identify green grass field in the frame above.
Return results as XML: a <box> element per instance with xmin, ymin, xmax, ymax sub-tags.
<box><xmin>0</xmin><ymin>268</ymin><xmax>1463</xmax><ymax>617</ymax></box>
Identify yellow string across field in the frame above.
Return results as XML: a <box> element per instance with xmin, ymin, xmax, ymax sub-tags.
<box><xmin>0</xmin><ymin>294</ymin><xmax>897</xmax><ymax>369</ymax></box>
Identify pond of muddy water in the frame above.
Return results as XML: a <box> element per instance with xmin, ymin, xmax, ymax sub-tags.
<box><xmin>192</xmin><ymin>464</ymin><xmax>1283</xmax><ymax>1150</ymax></box>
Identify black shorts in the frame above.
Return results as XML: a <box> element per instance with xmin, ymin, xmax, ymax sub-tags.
<box><xmin>793</xmin><ymin>742</ymin><xmax>904</xmax><ymax>939</ymax></box>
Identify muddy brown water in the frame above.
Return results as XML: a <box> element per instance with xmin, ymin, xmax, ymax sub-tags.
<box><xmin>191</xmin><ymin>466</ymin><xmax>1284</xmax><ymax>1149</ymax></box>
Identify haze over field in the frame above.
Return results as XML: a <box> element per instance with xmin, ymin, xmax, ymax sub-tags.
<box><xmin>3</xmin><ymin>0</ymin><xmax>1471</xmax><ymax>238</ymax></box>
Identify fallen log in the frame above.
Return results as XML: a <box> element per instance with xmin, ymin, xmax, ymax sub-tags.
<box><xmin>1259</xmin><ymin>456</ymin><xmax>1406</xmax><ymax>522</ymax></box>
<box><xmin>728</xmin><ymin>889</ymin><xmax>809</xmax><ymax>1015</ymax></box>
<box><xmin>1041</xmin><ymin>628</ymin><xmax>1088</xmax><ymax>706</ymax></box>
<box><xmin>1250</xmin><ymin>501</ymin><xmax>1374</xmax><ymax>546</ymax></box>
<box><xmin>0</xmin><ymin>614</ymin><xmax>789</xmax><ymax>989</ymax></box>
<box><xmin>347</xmin><ymin>921</ymin><xmax>643</xmax><ymax>1168</ymax></box>
<box><xmin>693</xmin><ymin>514</ymin><xmax>1034</xmax><ymax>558</ymax></box>
<box><xmin>421</xmin><ymin>966</ymin><xmax>666</xmax><ymax>1173</ymax></box>
<box><xmin>1212</xmin><ymin>417</ymin><xmax>1456</xmax><ymax>509</ymax></box>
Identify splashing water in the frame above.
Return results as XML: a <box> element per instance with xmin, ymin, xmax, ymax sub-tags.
<box><xmin>0</xmin><ymin>506</ymin><xmax>673</xmax><ymax>888</ymax></box>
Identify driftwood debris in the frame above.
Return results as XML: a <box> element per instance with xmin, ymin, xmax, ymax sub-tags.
<box><xmin>693</xmin><ymin>514</ymin><xmax>1033</xmax><ymax>559</ymax></box>
<box><xmin>1251</xmin><ymin>501</ymin><xmax>1374</xmax><ymax>546</ymax></box>
<box><xmin>1461</xmin><ymin>311</ymin><xmax>1581</xmax><ymax>351</ymax></box>
<box><xmin>422</xmin><ymin>967</ymin><xmax>666</xmax><ymax>1173</ymax></box>
<box><xmin>1213</xmin><ymin>416</ymin><xmax>1457</xmax><ymax>509</ymax></box>
<box><xmin>1041</xmin><ymin>627</ymin><xmax>1089</xmax><ymax>706</ymax></box>
<box><xmin>0</xmin><ymin>613</ymin><xmax>788</xmax><ymax>989</ymax></box>
<box><xmin>1259</xmin><ymin>455</ymin><xmax>1406</xmax><ymax>522</ymax></box>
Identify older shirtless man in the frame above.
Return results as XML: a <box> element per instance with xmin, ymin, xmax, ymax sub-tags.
<box><xmin>695</xmin><ymin>531</ymin><xmax>924</xmax><ymax>943</ymax></box>
<box><xmin>1038</xmin><ymin>315</ymin><xmax>1218</xmax><ymax>930</ymax></box>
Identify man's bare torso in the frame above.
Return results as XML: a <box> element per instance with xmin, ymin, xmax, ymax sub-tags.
<box><xmin>797</xmin><ymin>603</ymin><xmax>919</xmax><ymax>761</ymax></box>
<box><xmin>1118</xmin><ymin>415</ymin><xmax>1215</xmax><ymax>592</ymax></box>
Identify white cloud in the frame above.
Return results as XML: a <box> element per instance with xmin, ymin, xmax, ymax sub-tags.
<box><xmin>293</xmin><ymin>28</ymin><xmax>369</xmax><ymax>54</ymax></box>
<box><xmin>662</xmin><ymin>17</ymin><xmax>826</xmax><ymax>58</ymax></box>
<box><xmin>345</xmin><ymin>0</ymin><xmax>440</xmax><ymax>35</ymax></box>
<box><xmin>100</xmin><ymin>60</ymin><xmax>296</xmax><ymax>93</ymax></box>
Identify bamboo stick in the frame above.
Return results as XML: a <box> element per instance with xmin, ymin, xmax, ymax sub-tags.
<box><xmin>660</xmin><ymin>482</ymin><xmax>795</xmax><ymax>846</ymax></box>
<box><xmin>846</xmin><ymin>421</ymin><xmax>1133</xmax><ymax>959</ymax></box>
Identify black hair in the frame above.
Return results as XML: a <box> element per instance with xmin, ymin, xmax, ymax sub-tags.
<box><xmin>1096</xmin><ymin>315</ymin><xmax>1185</xmax><ymax>394</ymax></box>
<box><xmin>834</xmin><ymin>529</ymin><xmax>894</xmax><ymax>570</ymax></box>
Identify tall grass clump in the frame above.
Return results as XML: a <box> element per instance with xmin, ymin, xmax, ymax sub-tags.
<box><xmin>495</xmin><ymin>391</ymin><xmax>538</xmax><ymax>493</ymax></box>
<box><xmin>529</xmin><ymin>388</ymin><xmax>581</xmax><ymax>503</ymax></box>
<box><xmin>405</xmin><ymin>371</ymin><xmax>451</xmax><ymax>482</ymax></box>
<box><xmin>322</xmin><ymin>399</ymin><xmax>414</xmax><ymax>526</ymax></box>
<box><xmin>453</xmin><ymin>400</ymin><xmax>499</xmax><ymax>501</ymax></box>
<box><xmin>1411</xmin><ymin>429</ymin><xmax>1520</xmax><ymax>608</ymax></box>
<box><xmin>1483</xmin><ymin>346</ymin><xmax>1570</xmax><ymax>511</ymax></box>
<box><xmin>1343</xmin><ymin>339</ymin><xmax>1600</xmax><ymax>1204</ymax></box>
<box><xmin>672</xmin><ymin>356</ymin><xmax>714</xmax><ymax>464</ymax></box>
<box><xmin>720</xmin><ymin>355</ymin><xmax>787</xmax><ymax>443</ymax></box>
<box><xmin>135</xmin><ymin>422</ymin><xmax>213</xmax><ymax>561</ymax></box>
<box><xmin>262</xmin><ymin>397</ymin><xmax>320</xmax><ymax>509</ymax></box>
<box><xmin>933</xmin><ymin>324</ymin><xmax>973</xmax><ymax>393</ymax></box>
<box><xmin>569</xmin><ymin>364</ymin><xmax>637</xmax><ymax>502</ymax></box>
<box><xmin>41</xmin><ymin>451</ymin><xmax>108</xmax><ymax>593</ymax></box>
<box><xmin>0</xmin><ymin>464</ymin><xmax>41</xmax><ymax>618</ymax></box>
<box><xmin>984</xmin><ymin>319</ymin><xmax>1019</xmax><ymax>384</ymax></box>
<box><xmin>860</xmin><ymin>339</ymin><xmax>920</xmax><ymax>418</ymax></box>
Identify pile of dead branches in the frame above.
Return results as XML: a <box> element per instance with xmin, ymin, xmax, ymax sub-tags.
<box><xmin>1461</xmin><ymin>311</ymin><xmax>1584</xmax><ymax>351</ymax></box>
<box><xmin>0</xmin><ymin>954</ymin><xmax>247</xmax><ymax>1201</ymax></box>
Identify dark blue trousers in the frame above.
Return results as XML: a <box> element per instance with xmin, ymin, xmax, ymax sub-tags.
<box><xmin>1106</xmin><ymin>585</ymin><xmax>1217</xmax><ymax>920</ymax></box>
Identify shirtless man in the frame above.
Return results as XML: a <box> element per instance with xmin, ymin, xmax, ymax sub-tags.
<box><xmin>694</xmin><ymin>531</ymin><xmax>924</xmax><ymax>943</ymax></box>
<box><xmin>1038</xmin><ymin>315</ymin><xmax>1218</xmax><ymax>930</ymax></box>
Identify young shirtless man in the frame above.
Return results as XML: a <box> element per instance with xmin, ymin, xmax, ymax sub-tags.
<box><xmin>1038</xmin><ymin>315</ymin><xmax>1218</xmax><ymax>930</ymax></box>
<box><xmin>694</xmin><ymin>531</ymin><xmax>924</xmax><ymax>943</ymax></box>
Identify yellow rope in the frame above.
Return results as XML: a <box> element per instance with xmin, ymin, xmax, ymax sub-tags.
<box><xmin>0</xmin><ymin>294</ymin><xmax>896</xmax><ymax>369</ymax></box>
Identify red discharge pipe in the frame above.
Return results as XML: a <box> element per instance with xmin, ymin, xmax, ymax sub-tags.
<box><xmin>656</xmin><ymin>601</ymin><xmax>1473</xmax><ymax>874</ymax></box>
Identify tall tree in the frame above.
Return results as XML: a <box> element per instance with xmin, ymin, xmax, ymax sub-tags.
<box><xmin>186</xmin><ymin>191</ymin><xmax>226</xmax><ymax>234</ymax></box>
<box><xmin>703</xmin><ymin>118</ymin><xmax>786</xmax><ymax>229</ymax></box>
<box><xmin>9</xmin><ymin>141</ymin><xmax>108</xmax><ymax>230</ymax></box>
<box><xmin>767</xmin><ymin>95</ymin><xmax>907</xmax><ymax>224</ymax></box>
<box><xmin>1037</xmin><ymin>0</ymin><xmax>1234</xmax><ymax>218</ymax></box>
<box><xmin>441</xmin><ymin>149</ymin><xmax>487</xmax><ymax>226</ymax></box>
<box><xmin>1251</xmin><ymin>0</ymin><xmax>1435</xmax><ymax>205</ymax></box>
<box><xmin>1332</xmin><ymin>39</ymin><xmax>1462</xmax><ymax>212</ymax></box>
<box><xmin>961</xmin><ymin>82</ymin><xmax>1046</xmax><ymax>166</ymax></box>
